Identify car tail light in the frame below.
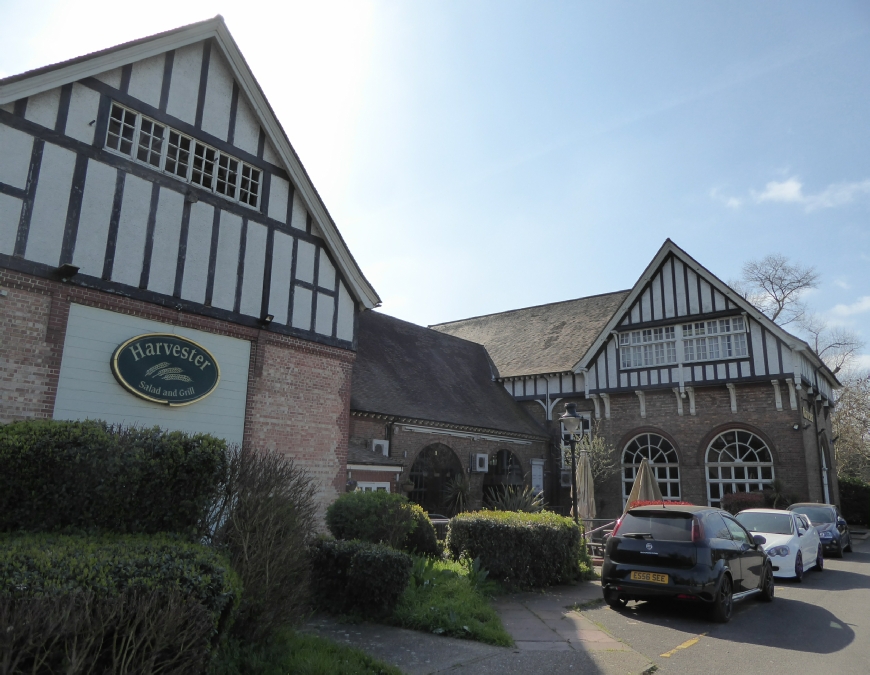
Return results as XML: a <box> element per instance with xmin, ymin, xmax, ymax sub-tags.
<box><xmin>691</xmin><ymin>516</ymin><xmax>705</xmax><ymax>543</ymax></box>
<box><xmin>611</xmin><ymin>517</ymin><xmax>623</xmax><ymax>537</ymax></box>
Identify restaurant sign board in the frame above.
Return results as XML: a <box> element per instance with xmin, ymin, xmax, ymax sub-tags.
<box><xmin>111</xmin><ymin>333</ymin><xmax>221</xmax><ymax>406</ymax></box>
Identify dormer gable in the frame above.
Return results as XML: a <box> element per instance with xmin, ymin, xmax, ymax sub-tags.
<box><xmin>0</xmin><ymin>17</ymin><xmax>378</xmax><ymax>349</ymax></box>
<box><xmin>576</xmin><ymin>239</ymin><xmax>840</xmax><ymax>402</ymax></box>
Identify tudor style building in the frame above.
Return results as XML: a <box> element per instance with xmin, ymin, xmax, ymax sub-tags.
<box><xmin>433</xmin><ymin>240</ymin><xmax>841</xmax><ymax>519</ymax></box>
<box><xmin>0</xmin><ymin>17</ymin><xmax>380</xmax><ymax>519</ymax></box>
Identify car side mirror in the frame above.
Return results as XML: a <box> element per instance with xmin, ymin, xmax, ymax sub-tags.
<box><xmin>797</xmin><ymin>529</ymin><xmax>804</xmax><ymax>537</ymax></box>
<box><xmin>753</xmin><ymin>534</ymin><xmax>766</xmax><ymax>546</ymax></box>
<box><xmin>838</xmin><ymin>518</ymin><xmax>847</xmax><ymax>528</ymax></box>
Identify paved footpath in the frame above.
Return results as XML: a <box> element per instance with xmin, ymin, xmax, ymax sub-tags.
<box><xmin>305</xmin><ymin>580</ymin><xmax>654</xmax><ymax>675</ymax></box>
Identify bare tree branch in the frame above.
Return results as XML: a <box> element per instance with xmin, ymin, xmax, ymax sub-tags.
<box><xmin>799</xmin><ymin>313</ymin><xmax>865</xmax><ymax>372</ymax></box>
<box><xmin>740</xmin><ymin>254</ymin><xmax>819</xmax><ymax>326</ymax></box>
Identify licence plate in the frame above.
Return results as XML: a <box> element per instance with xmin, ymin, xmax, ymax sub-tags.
<box><xmin>630</xmin><ymin>571</ymin><xmax>669</xmax><ymax>584</ymax></box>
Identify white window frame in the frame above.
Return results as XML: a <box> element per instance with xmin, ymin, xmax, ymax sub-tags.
<box><xmin>705</xmin><ymin>429</ymin><xmax>774</xmax><ymax>508</ymax></box>
<box><xmin>105</xmin><ymin>102</ymin><xmax>262</xmax><ymax>210</ymax></box>
<box><xmin>682</xmin><ymin>317</ymin><xmax>748</xmax><ymax>364</ymax></box>
<box><xmin>619</xmin><ymin>326</ymin><xmax>677</xmax><ymax>369</ymax></box>
<box><xmin>357</xmin><ymin>481</ymin><xmax>391</xmax><ymax>492</ymax></box>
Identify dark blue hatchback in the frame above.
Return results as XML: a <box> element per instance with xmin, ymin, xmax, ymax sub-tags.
<box><xmin>601</xmin><ymin>505</ymin><xmax>775</xmax><ymax>623</ymax></box>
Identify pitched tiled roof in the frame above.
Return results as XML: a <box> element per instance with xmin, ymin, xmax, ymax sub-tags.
<box><xmin>430</xmin><ymin>291</ymin><xmax>630</xmax><ymax>378</ymax></box>
<box><xmin>352</xmin><ymin>311</ymin><xmax>547</xmax><ymax>438</ymax></box>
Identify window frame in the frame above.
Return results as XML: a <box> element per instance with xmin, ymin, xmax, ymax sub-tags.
<box><xmin>705</xmin><ymin>429</ymin><xmax>775</xmax><ymax>508</ymax></box>
<box><xmin>104</xmin><ymin>101</ymin><xmax>262</xmax><ymax>210</ymax></box>
<box><xmin>621</xmin><ymin>432</ymin><xmax>681</xmax><ymax>506</ymax></box>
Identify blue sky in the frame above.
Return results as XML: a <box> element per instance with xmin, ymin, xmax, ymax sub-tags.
<box><xmin>2</xmin><ymin>1</ymin><xmax>869</xmax><ymax>367</ymax></box>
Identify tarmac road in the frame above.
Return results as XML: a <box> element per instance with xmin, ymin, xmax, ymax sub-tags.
<box><xmin>583</xmin><ymin>533</ymin><xmax>870</xmax><ymax>675</ymax></box>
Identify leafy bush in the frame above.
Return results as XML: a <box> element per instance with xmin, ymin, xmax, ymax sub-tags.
<box><xmin>0</xmin><ymin>533</ymin><xmax>240</xmax><ymax>629</ymax></box>
<box><xmin>486</xmin><ymin>486</ymin><xmax>545</xmax><ymax>513</ymax></box>
<box><xmin>326</xmin><ymin>490</ymin><xmax>417</xmax><ymax>549</ymax></box>
<box><xmin>0</xmin><ymin>420</ymin><xmax>226</xmax><ymax>538</ymax></box>
<box><xmin>0</xmin><ymin>590</ymin><xmax>215</xmax><ymax>675</ymax></box>
<box><xmin>839</xmin><ymin>476</ymin><xmax>870</xmax><ymax>526</ymax></box>
<box><xmin>446</xmin><ymin>510</ymin><xmax>586</xmax><ymax>588</ymax></box>
<box><xmin>309</xmin><ymin>539</ymin><xmax>412</xmax><ymax>618</ymax></box>
<box><xmin>207</xmin><ymin>445</ymin><xmax>318</xmax><ymax>642</ymax></box>
<box><xmin>326</xmin><ymin>490</ymin><xmax>439</xmax><ymax>556</ymax></box>
<box><xmin>721</xmin><ymin>491</ymin><xmax>766</xmax><ymax>514</ymax></box>
<box><xmin>404</xmin><ymin>503</ymin><xmax>440</xmax><ymax>557</ymax></box>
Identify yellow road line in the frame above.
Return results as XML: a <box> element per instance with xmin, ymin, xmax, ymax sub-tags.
<box><xmin>660</xmin><ymin>633</ymin><xmax>707</xmax><ymax>658</ymax></box>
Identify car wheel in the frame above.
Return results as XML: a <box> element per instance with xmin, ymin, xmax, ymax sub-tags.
<box><xmin>603</xmin><ymin>588</ymin><xmax>627</xmax><ymax>610</ymax></box>
<box><xmin>710</xmin><ymin>574</ymin><xmax>733</xmax><ymax>623</ymax></box>
<box><xmin>794</xmin><ymin>552</ymin><xmax>804</xmax><ymax>582</ymax></box>
<box><xmin>834</xmin><ymin>541</ymin><xmax>844</xmax><ymax>559</ymax></box>
<box><xmin>759</xmin><ymin>564</ymin><xmax>775</xmax><ymax>602</ymax></box>
<box><xmin>844</xmin><ymin>535</ymin><xmax>853</xmax><ymax>553</ymax></box>
<box><xmin>813</xmin><ymin>545</ymin><xmax>824</xmax><ymax>572</ymax></box>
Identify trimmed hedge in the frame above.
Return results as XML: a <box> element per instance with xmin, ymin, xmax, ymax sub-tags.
<box><xmin>721</xmin><ymin>491</ymin><xmax>766</xmax><ymax>514</ymax></box>
<box><xmin>326</xmin><ymin>490</ymin><xmax>440</xmax><ymax>556</ymax></box>
<box><xmin>446</xmin><ymin>510</ymin><xmax>585</xmax><ymax>588</ymax></box>
<box><xmin>0</xmin><ymin>419</ymin><xmax>226</xmax><ymax>537</ymax></box>
<box><xmin>310</xmin><ymin>539</ymin><xmax>412</xmax><ymax>618</ymax></box>
<box><xmin>839</xmin><ymin>476</ymin><xmax>870</xmax><ymax>526</ymax></box>
<box><xmin>0</xmin><ymin>533</ymin><xmax>241</xmax><ymax>633</ymax></box>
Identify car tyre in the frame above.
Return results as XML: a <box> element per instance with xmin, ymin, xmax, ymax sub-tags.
<box><xmin>603</xmin><ymin>588</ymin><xmax>627</xmax><ymax>610</ymax></box>
<box><xmin>834</xmin><ymin>541</ymin><xmax>844</xmax><ymax>558</ymax></box>
<box><xmin>844</xmin><ymin>535</ymin><xmax>853</xmax><ymax>553</ymax></box>
<box><xmin>759</xmin><ymin>564</ymin><xmax>775</xmax><ymax>602</ymax></box>
<box><xmin>793</xmin><ymin>552</ymin><xmax>804</xmax><ymax>582</ymax></box>
<box><xmin>813</xmin><ymin>545</ymin><xmax>824</xmax><ymax>572</ymax></box>
<box><xmin>710</xmin><ymin>574</ymin><xmax>733</xmax><ymax>623</ymax></box>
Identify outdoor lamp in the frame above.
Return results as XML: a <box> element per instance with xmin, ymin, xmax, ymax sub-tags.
<box><xmin>559</xmin><ymin>402</ymin><xmax>583</xmax><ymax>524</ymax></box>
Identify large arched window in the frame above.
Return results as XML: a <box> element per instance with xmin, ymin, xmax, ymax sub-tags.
<box><xmin>622</xmin><ymin>433</ymin><xmax>680</xmax><ymax>505</ymax></box>
<box><xmin>705</xmin><ymin>429</ymin><xmax>774</xmax><ymax>507</ymax></box>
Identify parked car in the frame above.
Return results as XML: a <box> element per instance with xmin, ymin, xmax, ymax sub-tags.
<box><xmin>736</xmin><ymin>508</ymin><xmax>822</xmax><ymax>581</ymax></box>
<box><xmin>788</xmin><ymin>503</ymin><xmax>852</xmax><ymax>558</ymax></box>
<box><xmin>601</xmin><ymin>505</ymin><xmax>774</xmax><ymax>623</ymax></box>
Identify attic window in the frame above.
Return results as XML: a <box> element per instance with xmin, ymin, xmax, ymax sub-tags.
<box><xmin>105</xmin><ymin>102</ymin><xmax>261</xmax><ymax>209</ymax></box>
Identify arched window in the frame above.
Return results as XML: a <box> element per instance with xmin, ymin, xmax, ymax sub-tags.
<box><xmin>622</xmin><ymin>433</ymin><xmax>680</xmax><ymax>505</ymax></box>
<box><xmin>705</xmin><ymin>429</ymin><xmax>774</xmax><ymax>507</ymax></box>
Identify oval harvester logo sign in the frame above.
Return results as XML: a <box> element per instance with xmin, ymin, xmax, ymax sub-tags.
<box><xmin>111</xmin><ymin>333</ymin><xmax>221</xmax><ymax>406</ymax></box>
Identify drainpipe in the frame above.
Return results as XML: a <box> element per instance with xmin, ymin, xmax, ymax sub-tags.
<box><xmin>811</xmin><ymin>364</ymin><xmax>833</xmax><ymax>505</ymax></box>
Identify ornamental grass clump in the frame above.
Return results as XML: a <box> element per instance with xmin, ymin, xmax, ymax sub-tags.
<box><xmin>447</xmin><ymin>510</ymin><xmax>587</xmax><ymax>588</ymax></box>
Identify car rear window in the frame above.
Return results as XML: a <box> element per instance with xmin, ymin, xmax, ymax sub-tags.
<box><xmin>736</xmin><ymin>512</ymin><xmax>794</xmax><ymax>535</ymax></box>
<box><xmin>620</xmin><ymin>511</ymin><xmax>693</xmax><ymax>541</ymax></box>
<box><xmin>791</xmin><ymin>506</ymin><xmax>835</xmax><ymax>524</ymax></box>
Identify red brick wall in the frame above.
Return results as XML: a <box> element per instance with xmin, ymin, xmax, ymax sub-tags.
<box><xmin>0</xmin><ymin>268</ymin><xmax>355</xmax><ymax>522</ymax></box>
<box><xmin>543</xmin><ymin>383</ymin><xmax>828</xmax><ymax>520</ymax></box>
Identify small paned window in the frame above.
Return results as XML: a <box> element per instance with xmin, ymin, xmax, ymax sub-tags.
<box><xmin>104</xmin><ymin>102</ymin><xmax>263</xmax><ymax>210</ymax></box>
<box><xmin>620</xmin><ymin>327</ymin><xmax>678</xmax><ymax>369</ymax></box>
<box><xmin>682</xmin><ymin>318</ymin><xmax>748</xmax><ymax>363</ymax></box>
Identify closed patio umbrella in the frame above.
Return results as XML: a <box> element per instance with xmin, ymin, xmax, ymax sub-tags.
<box><xmin>623</xmin><ymin>458</ymin><xmax>663</xmax><ymax>514</ymax></box>
<box><xmin>575</xmin><ymin>451</ymin><xmax>596</xmax><ymax>520</ymax></box>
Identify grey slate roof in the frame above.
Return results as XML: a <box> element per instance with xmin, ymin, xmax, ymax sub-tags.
<box><xmin>352</xmin><ymin>311</ymin><xmax>547</xmax><ymax>438</ymax></box>
<box><xmin>347</xmin><ymin>443</ymin><xmax>403</xmax><ymax>467</ymax></box>
<box><xmin>430</xmin><ymin>291</ymin><xmax>631</xmax><ymax>378</ymax></box>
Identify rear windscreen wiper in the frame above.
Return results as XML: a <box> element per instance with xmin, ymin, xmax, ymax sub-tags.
<box><xmin>623</xmin><ymin>533</ymin><xmax>653</xmax><ymax>539</ymax></box>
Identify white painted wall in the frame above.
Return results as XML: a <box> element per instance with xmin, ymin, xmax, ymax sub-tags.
<box><xmin>239</xmin><ymin>221</ymin><xmax>266</xmax><ymax>316</ymax></box>
<box><xmin>211</xmin><ymin>210</ymin><xmax>241</xmax><ymax>311</ymax></box>
<box><xmin>181</xmin><ymin>201</ymin><xmax>214</xmax><ymax>304</ymax></box>
<box><xmin>292</xmin><ymin>286</ymin><xmax>312</xmax><ymax>330</ymax></box>
<box><xmin>112</xmin><ymin>173</ymin><xmax>152</xmax><ymax>286</ymax></box>
<box><xmin>147</xmin><ymin>187</ymin><xmax>185</xmax><ymax>296</ymax></box>
<box><xmin>24</xmin><ymin>89</ymin><xmax>60</xmax><ymax>129</ymax></box>
<box><xmin>65</xmin><ymin>84</ymin><xmax>101</xmax><ymax>145</ymax></box>
<box><xmin>201</xmin><ymin>50</ymin><xmax>233</xmax><ymax>141</ymax></box>
<box><xmin>233</xmin><ymin>96</ymin><xmax>260</xmax><ymax>157</ymax></box>
<box><xmin>73</xmin><ymin>159</ymin><xmax>116</xmax><ymax>276</ymax></box>
<box><xmin>0</xmin><ymin>125</ymin><xmax>34</xmax><ymax>189</ymax></box>
<box><xmin>26</xmin><ymin>142</ymin><xmax>77</xmax><ymax>265</ymax></box>
<box><xmin>128</xmin><ymin>54</ymin><xmax>164</xmax><ymax>108</ymax></box>
<box><xmin>315</xmin><ymin>291</ymin><xmax>334</xmax><ymax>335</ymax></box>
<box><xmin>54</xmin><ymin>303</ymin><xmax>251</xmax><ymax>444</ymax></box>
<box><xmin>336</xmin><ymin>281</ymin><xmax>355</xmax><ymax>342</ymax></box>
<box><xmin>268</xmin><ymin>230</ymin><xmax>293</xmax><ymax>324</ymax></box>
<box><xmin>166</xmin><ymin>43</ymin><xmax>202</xmax><ymax>125</ymax></box>
<box><xmin>0</xmin><ymin>193</ymin><xmax>22</xmax><ymax>255</ymax></box>
<box><xmin>296</xmin><ymin>240</ymin><xmax>315</xmax><ymax>283</ymax></box>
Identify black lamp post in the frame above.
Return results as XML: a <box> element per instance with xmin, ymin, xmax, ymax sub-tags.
<box><xmin>559</xmin><ymin>402</ymin><xmax>582</xmax><ymax>524</ymax></box>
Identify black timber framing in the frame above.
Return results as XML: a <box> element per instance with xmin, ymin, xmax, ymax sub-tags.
<box><xmin>0</xmin><ymin>252</ymin><xmax>356</xmax><ymax>351</ymax></box>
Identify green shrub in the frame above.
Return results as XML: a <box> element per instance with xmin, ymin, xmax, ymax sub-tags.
<box><xmin>486</xmin><ymin>486</ymin><xmax>545</xmax><ymax>512</ymax></box>
<box><xmin>0</xmin><ymin>533</ymin><xmax>240</xmax><ymax>634</ymax></box>
<box><xmin>721</xmin><ymin>491</ymin><xmax>766</xmax><ymax>514</ymax></box>
<box><xmin>326</xmin><ymin>490</ymin><xmax>417</xmax><ymax>549</ymax></box>
<box><xmin>310</xmin><ymin>539</ymin><xmax>412</xmax><ymax>618</ymax></box>
<box><xmin>0</xmin><ymin>420</ymin><xmax>226</xmax><ymax>538</ymax></box>
<box><xmin>839</xmin><ymin>476</ymin><xmax>870</xmax><ymax>526</ymax></box>
<box><xmin>404</xmin><ymin>503</ymin><xmax>440</xmax><ymax>557</ymax></box>
<box><xmin>446</xmin><ymin>510</ymin><xmax>585</xmax><ymax>588</ymax></box>
<box><xmin>0</xmin><ymin>590</ymin><xmax>215</xmax><ymax>675</ymax></box>
<box><xmin>326</xmin><ymin>490</ymin><xmax>440</xmax><ymax>556</ymax></box>
<box><xmin>208</xmin><ymin>445</ymin><xmax>318</xmax><ymax>642</ymax></box>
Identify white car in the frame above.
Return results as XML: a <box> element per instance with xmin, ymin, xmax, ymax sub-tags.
<box><xmin>736</xmin><ymin>508</ymin><xmax>823</xmax><ymax>582</ymax></box>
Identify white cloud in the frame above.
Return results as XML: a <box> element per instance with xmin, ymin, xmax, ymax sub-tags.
<box><xmin>752</xmin><ymin>176</ymin><xmax>870</xmax><ymax>211</ymax></box>
<box><xmin>831</xmin><ymin>296</ymin><xmax>870</xmax><ymax>317</ymax></box>
<box><xmin>834</xmin><ymin>278</ymin><xmax>852</xmax><ymax>290</ymax></box>
<box><xmin>709</xmin><ymin>187</ymin><xmax>742</xmax><ymax>209</ymax></box>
